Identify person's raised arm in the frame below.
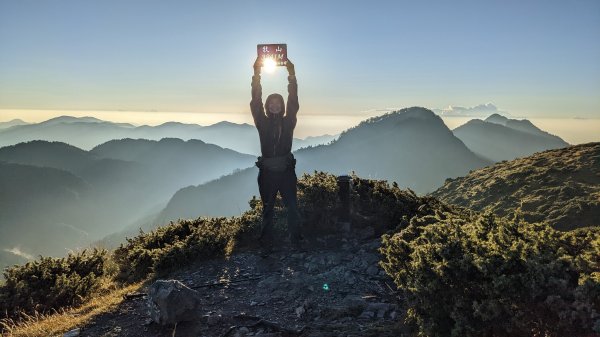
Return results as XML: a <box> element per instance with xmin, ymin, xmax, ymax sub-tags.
<box><xmin>285</xmin><ymin>59</ymin><xmax>299</xmax><ymax>126</ymax></box>
<box><xmin>250</xmin><ymin>56</ymin><xmax>266</xmax><ymax>128</ymax></box>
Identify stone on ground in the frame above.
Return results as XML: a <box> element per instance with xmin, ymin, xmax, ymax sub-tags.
<box><xmin>147</xmin><ymin>279</ymin><xmax>203</xmax><ymax>325</ymax></box>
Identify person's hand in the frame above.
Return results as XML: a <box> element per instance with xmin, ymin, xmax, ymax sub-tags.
<box><xmin>286</xmin><ymin>59</ymin><xmax>295</xmax><ymax>76</ymax></box>
<box><xmin>253</xmin><ymin>56</ymin><xmax>261</xmax><ymax>75</ymax></box>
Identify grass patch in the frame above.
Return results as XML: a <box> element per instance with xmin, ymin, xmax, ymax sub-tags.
<box><xmin>432</xmin><ymin>143</ymin><xmax>600</xmax><ymax>230</ymax></box>
<box><xmin>0</xmin><ymin>281</ymin><xmax>142</xmax><ymax>337</ymax></box>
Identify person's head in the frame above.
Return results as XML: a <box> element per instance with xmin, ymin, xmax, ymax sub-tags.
<box><xmin>265</xmin><ymin>93</ymin><xmax>285</xmax><ymax>118</ymax></box>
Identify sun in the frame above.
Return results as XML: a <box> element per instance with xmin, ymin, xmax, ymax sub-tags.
<box><xmin>262</xmin><ymin>57</ymin><xmax>277</xmax><ymax>73</ymax></box>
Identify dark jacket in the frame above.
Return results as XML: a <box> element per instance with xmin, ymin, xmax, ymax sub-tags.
<box><xmin>250</xmin><ymin>74</ymin><xmax>299</xmax><ymax>158</ymax></box>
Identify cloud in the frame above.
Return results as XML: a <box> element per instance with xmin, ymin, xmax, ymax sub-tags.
<box><xmin>359</xmin><ymin>104</ymin><xmax>511</xmax><ymax>119</ymax></box>
<box><xmin>56</xmin><ymin>223</ymin><xmax>89</xmax><ymax>237</ymax></box>
<box><xmin>3</xmin><ymin>247</ymin><xmax>34</xmax><ymax>260</ymax></box>
<box><xmin>434</xmin><ymin>103</ymin><xmax>509</xmax><ymax>117</ymax></box>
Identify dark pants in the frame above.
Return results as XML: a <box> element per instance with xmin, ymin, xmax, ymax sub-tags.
<box><xmin>257</xmin><ymin>167</ymin><xmax>300</xmax><ymax>244</ymax></box>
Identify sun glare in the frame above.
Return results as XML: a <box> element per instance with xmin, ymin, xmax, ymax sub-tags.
<box><xmin>263</xmin><ymin>57</ymin><xmax>277</xmax><ymax>73</ymax></box>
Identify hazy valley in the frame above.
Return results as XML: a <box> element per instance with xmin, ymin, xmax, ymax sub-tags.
<box><xmin>0</xmin><ymin>107</ymin><xmax>576</xmax><ymax>270</ymax></box>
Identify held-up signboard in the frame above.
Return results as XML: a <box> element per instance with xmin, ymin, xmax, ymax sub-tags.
<box><xmin>257</xmin><ymin>43</ymin><xmax>287</xmax><ymax>66</ymax></box>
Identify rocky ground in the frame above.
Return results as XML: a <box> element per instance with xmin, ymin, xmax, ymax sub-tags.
<box><xmin>75</xmin><ymin>229</ymin><xmax>410</xmax><ymax>337</ymax></box>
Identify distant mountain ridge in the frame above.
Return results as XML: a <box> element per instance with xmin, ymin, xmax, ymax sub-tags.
<box><xmin>152</xmin><ymin>107</ymin><xmax>491</xmax><ymax>229</ymax></box>
<box><xmin>1</xmin><ymin>108</ymin><xmax>577</xmax><ymax>260</ymax></box>
<box><xmin>453</xmin><ymin>114</ymin><xmax>568</xmax><ymax>162</ymax></box>
<box><xmin>39</xmin><ymin>115</ymin><xmax>119</xmax><ymax>125</ymax></box>
<box><xmin>431</xmin><ymin>142</ymin><xmax>600</xmax><ymax>230</ymax></box>
<box><xmin>0</xmin><ymin>140</ymin><xmax>100</xmax><ymax>172</ymax></box>
<box><xmin>295</xmin><ymin>107</ymin><xmax>491</xmax><ymax>192</ymax></box>
<box><xmin>484</xmin><ymin>113</ymin><xmax>560</xmax><ymax>138</ymax></box>
<box><xmin>0</xmin><ymin>138</ymin><xmax>256</xmax><ymax>269</ymax></box>
<box><xmin>0</xmin><ymin>116</ymin><xmax>338</xmax><ymax>154</ymax></box>
<box><xmin>156</xmin><ymin>110</ymin><xmax>572</xmax><ymax>230</ymax></box>
<box><xmin>0</xmin><ymin>119</ymin><xmax>29</xmax><ymax>129</ymax></box>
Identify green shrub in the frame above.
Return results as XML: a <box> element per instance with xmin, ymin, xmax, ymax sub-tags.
<box><xmin>297</xmin><ymin>171</ymin><xmax>339</xmax><ymax>234</ymax></box>
<box><xmin>113</xmin><ymin>171</ymin><xmax>463</xmax><ymax>283</ymax></box>
<box><xmin>431</xmin><ymin>143</ymin><xmax>600</xmax><ymax>231</ymax></box>
<box><xmin>0</xmin><ymin>248</ymin><xmax>112</xmax><ymax>318</ymax></box>
<box><xmin>349</xmin><ymin>173</ymin><xmax>468</xmax><ymax>233</ymax></box>
<box><xmin>114</xmin><ymin>172</ymin><xmax>343</xmax><ymax>282</ymax></box>
<box><xmin>113</xmin><ymin>211</ymin><xmax>262</xmax><ymax>282</ymax></box>
<box><xmin>380</xmin><ymin>213</ymin><xmax>600</xmax><ymax>337</ymax></box>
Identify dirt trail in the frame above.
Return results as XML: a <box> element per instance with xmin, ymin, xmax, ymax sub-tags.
<box><xmin>78</xmin><ymin>234</ymin><xmax>407</xmax><ymax>337</ymax></box>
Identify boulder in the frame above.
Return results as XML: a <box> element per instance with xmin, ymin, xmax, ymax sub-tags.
<box><xmin>147</xmin><ymin>279</ymin><xmax>203</xmax><ymax>325</ymax></box>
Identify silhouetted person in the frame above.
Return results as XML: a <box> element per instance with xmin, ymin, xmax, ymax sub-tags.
<box><xmin>250</xmin><ymin>56</ymin><xmax>301</xmax><ymax>253</ymax></box>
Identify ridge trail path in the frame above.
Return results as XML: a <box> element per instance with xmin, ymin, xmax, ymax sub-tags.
<box><xmin>79</xmin><ymin>234</ymin><xmax>407</xmax><ymax>337</ymax></box>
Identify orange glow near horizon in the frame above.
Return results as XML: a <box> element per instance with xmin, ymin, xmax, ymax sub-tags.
<box><xmin>1</xmin><ymin>109</ymin><xmax>599</xmax><ymax>144</ymax></box>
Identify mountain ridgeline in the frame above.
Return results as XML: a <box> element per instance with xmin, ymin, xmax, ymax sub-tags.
<box><xmin>149</xmin><ymin>107</ymin><xmax>493</xmax><ymax>231</ymax></box>
<box><xmin>431</xmin><ymin>142</ymin><xmax>600</xmax><ymax>230</ymax></box>
<box><xmin>0</xmin><ymin>119</ymin><xmax>29</xmax><ymax>129</ymax></box>
<box><xmin>0</xmin><ymin>138</ymin><xmax>256</xmax><ymax>269</ymax></box>
<box><xmin>295</xmin><ymin>107</ymin><xmax>491</xmax><ymax>192</ymax></box>
<box><xmin>453</xmin><ymin>113</ymin><xmax>569</xmax><ymax>162</ymax></box>
<box><xmin>0</xmin><ymin>116</ymin><xmax>337</xmax><ymax>154</ymax></box>
<box><xmin>0</xmin><ymin>108</ymin><xmax>576</xmax><ymax>271</ymax></box>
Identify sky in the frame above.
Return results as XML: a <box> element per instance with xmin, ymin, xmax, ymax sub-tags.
<box><xmin>1</xmin><ymin>0</ymin><xmax>599</xmax><ymax>138</ymax></box>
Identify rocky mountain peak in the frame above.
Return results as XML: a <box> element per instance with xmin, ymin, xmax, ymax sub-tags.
<box><xmin>362</xmin><ymin>107</ymin><xmax>439</xmax><ymax>126</ymax></box>
<box><xmin>485</xmin><ymin>113</ymin><xmax>509</xmax><ymax>125</ymax></box>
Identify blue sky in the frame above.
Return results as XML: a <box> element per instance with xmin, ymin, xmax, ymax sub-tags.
<box><xmin>1</xmin><ymin>0</ymin><xmax>599</xmax><ymax>121</ymax></box>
